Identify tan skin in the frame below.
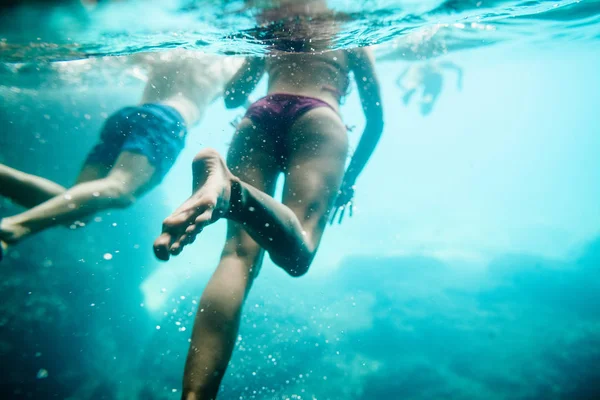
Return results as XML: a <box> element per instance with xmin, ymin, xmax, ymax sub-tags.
<box><xmin>0</xmin><ymin>147</ymin><xmax>155</xmax><ymax>257</ymax></box>
<box><xmin>153</xmin><ymin>48</ymin><xmax>383</xmax><ymax>399</ymax></box>
<box><xmin>0</xmin><ymin>53</ymin><xmax>242</xmax><ymax>257</ymax></box>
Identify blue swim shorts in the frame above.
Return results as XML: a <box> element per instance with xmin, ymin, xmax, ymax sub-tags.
<box><xmin>85</xmin><ymin>103</ymin><xmax>187</xmax><ymax>185</ymax></box>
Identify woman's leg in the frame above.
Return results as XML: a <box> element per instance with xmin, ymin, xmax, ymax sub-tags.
<box><xmin>181</xmin><ymin>119</ymin><xmax>280</xmax><ymax>399</ymax></box>
<box><xmin>154</xmin><ymin>107</ymin><xmax>348</xmax><ymax>277</ymax></box>
<box><xmin>280</xmin><ymin>107</ymin><xmax>348</xmax><ymax>262</ymax></box>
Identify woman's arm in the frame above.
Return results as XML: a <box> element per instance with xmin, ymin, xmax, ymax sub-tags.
<box><xmin>345</xmin><ymin>47</ymin><xmax>385</xmax><ymax>184</ymax></box>
<box><xmin>223</xmin><ymin>57</ymin><xmax>266</xmax><ymax>109</ymax></box>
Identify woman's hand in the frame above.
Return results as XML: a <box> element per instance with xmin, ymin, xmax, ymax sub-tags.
<box><xmin>330</xmin><ymin>181</ymin><xmax>355</xmax><ymax>225</ymax></box>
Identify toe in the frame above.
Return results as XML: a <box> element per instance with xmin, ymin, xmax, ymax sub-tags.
<box><xmin>195</xmin><ymin>208</ymin><xmax>214</xmax><ymax>225</ymax></box>
<box><xmin>179</xmin><ymin>233</ymin><xmax>192</xmax><ymax>246</ymax></box>
<box><xmin>170</xmin><ymin>241</ymin><xmax>184</xmax><ymax>256</ymax></box>
<box><xmin>153</xmin><ymin>234</ymin><xmax>173</xmax><ymax>261</ymax></box>
<box><xmin>162</xmin><ymin>213</ymin><xmax>190</xmax><ymax>233</ymax></box>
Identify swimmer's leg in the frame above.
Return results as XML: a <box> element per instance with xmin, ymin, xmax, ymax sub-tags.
<box><xmin>0</xmin><ymin>145</ymin><xmax>112</xmax><ymax>210</ymax></box>
<box><xmin>420</xmin><ymin>74</ymin><xmax>443</xmax><ymax>116</ymax></box>
<box><xmin>0</xmin><ymin>164</ymin><xmax>67</xmax><ymax>209</ymax></box>
<box><xmin>181</xmin><ymin>118</ymin><xmax>279</xmax><ymax>399</ymax></box>
<box><xmin>0</xmin><ymin>160</ymin><xmax>110</xmax><ymax>209</ymax></box>
<box><xmin>280</xmin><ymin>106</ymin><xmax>348</xmax><ymax>267</ymax></box>
<box><xmin>396</xmin><ymin>69</ymin><xmax>416</xmax><ymax>105</ymax></box>
<box><xmin>154</xmin><ymin>110</ymin><xmax>347</xmax><ymax>276</ymax></box>
<box><xmin>0</xmin><ymin>152</ymin><xmax>155</xmax><ymax>246</ymax></box>
<box><xmin>154</xmin><ymin>148</ymin><xmax>316</xmax><ymax>272</ymax></box>
<box><xmin>75</xmin><ymin>162</ymin><xmax>112</xmax><ymax>184</ymax></box>
<box><xmin>402</xmin><ymin>88</ymin><xmax>416</xmax><ymax>105</ymax></box>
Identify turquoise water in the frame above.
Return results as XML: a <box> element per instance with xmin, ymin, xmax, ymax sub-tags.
<box><xmin>1</xmin><ymin>1</ymin><xmax>598</xmax><ymax>61</ymax></box>
<box><xmin>1</xmin><ymin>1</ymin><xmax>600</xmax><ymax>399</ymax></box>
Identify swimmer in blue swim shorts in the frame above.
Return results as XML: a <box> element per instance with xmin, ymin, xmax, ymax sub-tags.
<box><xmin>0</xmin><ymin>51</ymin><xmax>244</xmax><ymax>260</ymax></box>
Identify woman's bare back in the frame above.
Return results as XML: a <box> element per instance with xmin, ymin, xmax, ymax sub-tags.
<box><xmin>266</xmin><ymin>50</ymin><xmax>350</xmax><ymax>111</ymax></box>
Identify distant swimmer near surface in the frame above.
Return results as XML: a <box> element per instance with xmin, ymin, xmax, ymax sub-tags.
<box><xmin>396</xmin><ymin>61</ymin><xmax>463</xmax><ymax>116</ymax></box>
<box><xmin>0</xmin><ymin>51</ymin><xmax>244</xmax><ymax>261</ymax></box>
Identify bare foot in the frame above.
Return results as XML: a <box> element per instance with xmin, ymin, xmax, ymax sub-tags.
<box><xmin>0</xmin><ymin>218</ymin><xmax>29</xmax><ymax>245</ymax></box>
<box><xmin>153</xmin><ymin>148</ymin><xmax>235</xmax><ymax>261</ymax></box>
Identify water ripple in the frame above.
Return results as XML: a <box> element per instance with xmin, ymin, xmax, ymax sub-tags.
<box><xmin>0</xmin><ymin>0</ymin><xmax>596</xmax><ymax>63</ymax></box>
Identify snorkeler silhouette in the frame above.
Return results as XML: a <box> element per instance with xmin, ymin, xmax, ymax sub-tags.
<box><xmin>396</xmin><ymin>61</ymin><xmax>463</xmax><ymax>116</ymax></box>
<box><xmin>152</xmin><ymin>1</ymin><xmax>384</xmax><ymax>398</ymax></box>
<box><xmin>0</xmin><ymin>51</ymin><xmax>244</xmax><ymax>260</ymax></box>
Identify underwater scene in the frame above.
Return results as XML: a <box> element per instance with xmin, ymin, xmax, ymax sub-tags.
<box><xmin>1</xmin><ymin>1</ymin><xmax>599</xmax><ymax>399</ymax></box>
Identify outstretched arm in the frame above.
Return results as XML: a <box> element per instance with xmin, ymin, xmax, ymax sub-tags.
<box><xmin>440</xmin><ymin>61</ymin><xmax>463</xmax><ymax>90</ymax></box>
<box><xmin>223</xmin><ymin>57</ymin><xmax>266</xmax><ymax>109</ymax></box>
<box><xmin>331</xmin><ymin>47</ymin><xmax>384</xmax><ymax>223</ymax></box>
<box><xmin>345</xmin><ymin>47</ymin><xmax>384</xmax><ymax>185</ymax></box>
<box><xmin>395</xmin><ymin>65</ymin><xmax>411</xmax><ymax>90</ymax></box>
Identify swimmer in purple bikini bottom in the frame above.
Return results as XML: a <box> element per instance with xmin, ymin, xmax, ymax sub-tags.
<box><xmin>153</xmin><ymin>46</ymin><xmax>385</xmax><ymax>399</ymax></box>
